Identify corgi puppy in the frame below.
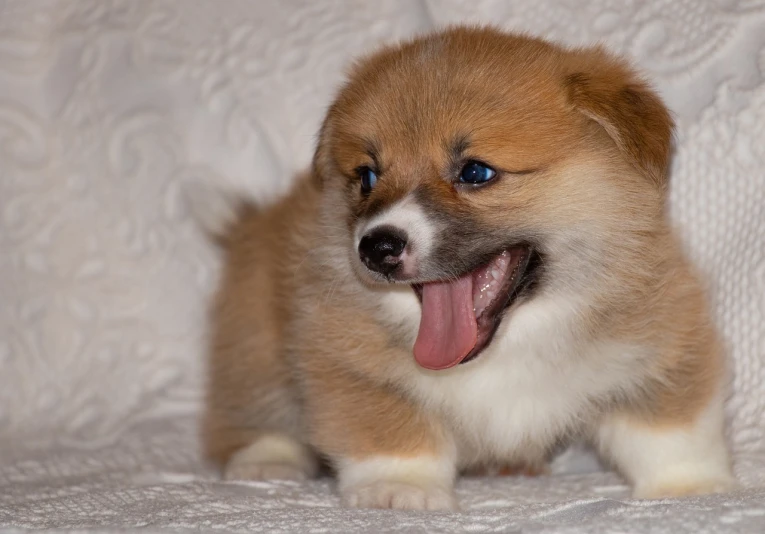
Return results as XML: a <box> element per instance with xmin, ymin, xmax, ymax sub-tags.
<box><xmin>196</xmin><ymin>26</ymin><xmax>734</xmax><ymax>510</ymax></box>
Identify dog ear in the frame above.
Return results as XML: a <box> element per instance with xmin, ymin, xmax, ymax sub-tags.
<box><xmin>310</xmin><ymin>155</ymin><xmax>325</xmax><ymax>190</ymax></box>
<box><xmin>565</xmin><ymin>50</ymin><xmax>674</xmax><ymax>187</ymax></box>
<box><xmin>311</xmin><ymin>107</ymin><xmax>338</xmax><ymax>190</ymax></box>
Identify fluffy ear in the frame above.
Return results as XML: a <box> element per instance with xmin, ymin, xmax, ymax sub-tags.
<box><xmin>565</xmin><ymin>51</ymin><xmax>674</xmax><ymax>187</ymax></box>
<box><xmin>311</xmin><ymin>107</ymin><xmax>337</xmax><ymax>190</ymax></box>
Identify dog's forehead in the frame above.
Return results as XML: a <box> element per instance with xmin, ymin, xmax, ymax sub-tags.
<box><xmin>332</xmin><ymin>91</ymin><xmax>573</xmax><ymax>176</ymax></box>
<box><xmin>325</xmin><ymin>29</ymin><xmax>589</xmax><ymax>181</ymax></box>
<box><xmin>335</xmin><ymin>57</ymin><xmax>572</xmax><ymax>156</ymax></box>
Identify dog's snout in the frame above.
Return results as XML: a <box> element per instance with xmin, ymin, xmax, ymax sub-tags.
<box><xmin>358</xmin><ymin>226</ymin><xmax>408</xmax><ymax>276</ymax></box>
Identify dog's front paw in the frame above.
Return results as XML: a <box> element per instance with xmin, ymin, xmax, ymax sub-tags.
<box><xmin>343</xmin><ymin>480</ymin><xmax>457</xmax><ymax>510</ymax></box>
<box><xmin>599</xmin><ymin>400</ymin><xmax>735</xmax><ymax>500</ymax></box>
<box><xmin>338</xmin><ymin>455</ymin><xmax>457</xmax><ymax>511</ymax></box>
<box><xmin>224</xmin><ymin>434</ymin><xmax>317</xmax><ymax>481</ymax></box>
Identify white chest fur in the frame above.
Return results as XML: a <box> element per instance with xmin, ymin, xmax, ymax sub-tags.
<box><xmin>379</xmin><ymin>289</ymin><xmax>645</xmax><ymax>466</ymax></box>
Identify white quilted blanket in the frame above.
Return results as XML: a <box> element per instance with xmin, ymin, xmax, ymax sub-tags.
<box><xmin>1</xmin><ymin>1</ymin><xmax>764</xmax><ymax>532</ymax></box>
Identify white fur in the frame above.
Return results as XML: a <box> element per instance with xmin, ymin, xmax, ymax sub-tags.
<box><xmin>384</xmin><ymin>291</ymin><xmax>649</xmax><ymax>465</ymax></box>
<box><xmin>376</xmin><ymin>285</ymin><xmax>423</xmax><ymax>345</ymax></box>
<box><xmin>224</xmin><ymin>434</ymin><xmax>317</xmax><ymax>481</ymax></box>
<box><xmin>337</xmin><ymin>454</ymin><xmax>457</xmax><ymax>510</ymax></box>
<box><xmin>597</xmin><ymin>392</ymin><xmax>734</xmax><ymax>498</ymax></box>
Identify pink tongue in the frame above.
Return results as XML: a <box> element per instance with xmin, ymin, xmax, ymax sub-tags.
<box><xmin>413</xmin><ymin>274</ymin><xmax>478</xmax><ymax>370</ymax></box>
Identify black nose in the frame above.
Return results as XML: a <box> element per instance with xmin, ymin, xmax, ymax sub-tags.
<box><xmin>358</xmin><ymin>226</ymin><xmax>408</xmax><ymax>276</ymax></box>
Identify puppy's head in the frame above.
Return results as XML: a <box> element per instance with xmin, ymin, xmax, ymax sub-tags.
<box><xmin>313</xmin><ymin>26</ymin><xmax>673</xmax><ymax>370</ymax></box>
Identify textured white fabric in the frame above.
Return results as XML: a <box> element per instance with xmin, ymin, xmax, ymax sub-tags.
<box><xmin>2</xmin><ymin>418</ymin><xmax>765</xmax><ymax>533</ymax></box>
<box><xmin>0</xmin><ymin>0</ymin><xmax>764</xmax><ymax>532</ymax></box>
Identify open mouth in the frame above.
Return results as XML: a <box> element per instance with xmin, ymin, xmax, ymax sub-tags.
<box><xmin>411</xmin><ymin>246</ymin><xmax>534</xmax><ymax>370</ymax></box>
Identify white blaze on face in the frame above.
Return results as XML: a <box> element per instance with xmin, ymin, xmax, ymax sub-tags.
<box><xmin>355</xmin><ymin>195</ymin><xmax>437</xmax><ymax>278</ymax></box>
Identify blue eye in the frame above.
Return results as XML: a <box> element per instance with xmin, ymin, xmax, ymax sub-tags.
<box><xmin>459</xmin><ymin>161</ymin><xmax>496</xmax><ymax>184</ymax></box>
<box><xmin>359</xmin><ymin>167</ymin><xmax>378</xmax><ymax>194</ymax></box>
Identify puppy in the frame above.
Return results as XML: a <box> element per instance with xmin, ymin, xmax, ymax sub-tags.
<box><xmin>196</xmin><ymin>26</ymin><xmax>734</xmax><ymax>510</ymax></box>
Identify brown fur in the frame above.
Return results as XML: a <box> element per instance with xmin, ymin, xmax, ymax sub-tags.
<box><xmin>201</xmin><ymin>26</ymin><xmax>730</xmax><ymax>505</ymax></box>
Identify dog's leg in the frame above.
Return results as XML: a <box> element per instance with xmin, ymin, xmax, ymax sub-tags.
<box><xmin>597</xmin><ymin>391</ymin><xmax>734</xmax><ymax>499</ymax></box>
<box><xmin>202</xmin><ymin>211</ymin><xmax>318</xmax><ymax>481</ymax></box>
<box><xmin>304</xmin><ymin>367</ymin><xmax>458</xmax><ymax>511</ymax></box>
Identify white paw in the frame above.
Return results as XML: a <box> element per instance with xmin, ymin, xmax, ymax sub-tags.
<box><xmin>343</xmin><ymin>480</ymin><xmax>457</xmax><ymax>511</ymax></box>
<box><xmin>338</xmin><ymin>455</ymin><xmax>458</xmax><ymax>510</ymax></box>
<box><xmin>225</xmin><ymin>460</ymin><xmax>309</xmax><ymax>481</ymax></box>
<box><xmin>599</xmin><ymin>395</ymin><xmax>735</xmax><ymax>501</ymax></box>
<box><xmin>223</xmin><ymin>434</ymin><xmax>317</xmax><ymax>482</ymax></box>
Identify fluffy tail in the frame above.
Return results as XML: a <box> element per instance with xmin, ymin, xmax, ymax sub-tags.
<box><xmin>183</xmin><ymin>180</ymin><xmax>257</xmax><ymax>246</ymax></box>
